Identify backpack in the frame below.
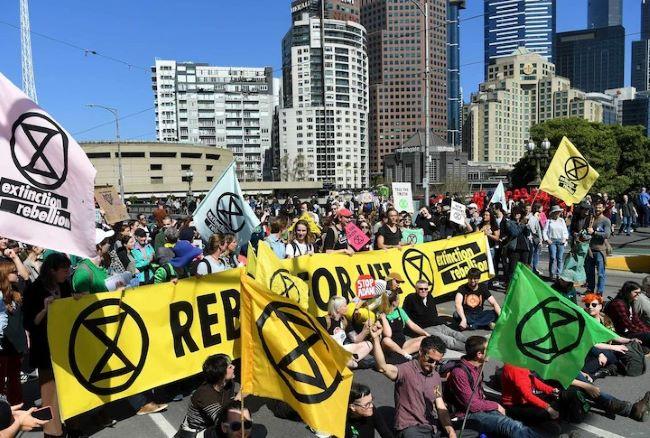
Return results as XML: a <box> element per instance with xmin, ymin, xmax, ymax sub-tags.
<box><xmin>559</xmin><ymin>387</ymin><xmax>591</xmax><ymax>423</ymax></box>
<box><xmin>145</xmin><ymin>263</ymin><xmax>174</xmax><ymax>285</ymax></box>
<box><xmin>189</xmin><ymin>258</ymin><xmax>211</xmax><ymax>277</ymax></box>
<box><xmin>618</xmin><ymin>341</ymin><xmax>647</xmax><ymax>377</ymax></box>
<box><xmin>320</xmin><ymin>225</ymin><xmax>341</xmax><ymax>253</ymax></box>
<box><xmin>290</xmin><ymin>241</ymin><xmax>313</xmax><ymax>257</ymax></box>
<box><xmin>441</xmin><ymin>360</ymin><xmax>476</xmax><ymax>415</ymax></box>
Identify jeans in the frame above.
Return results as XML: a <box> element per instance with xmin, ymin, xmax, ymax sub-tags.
<box><xmin>455</xmin><ymin>310</ymin><xmax>498</xmax><ymax>329</ymax></box>
<box><xmin>424</xmin><ymin>325</ymin><xmax>468</xmax><ymax>352</ymax></box>
<box><xmin>642</xmin><ymin>205</ymin><xmax>650</xmax><ymax>227</ymax></box>
<box><xmin>583</xmin><ymin>348</ymin><xmax>619</xmax><ymax>375</ymax></box>
<box><xmin>530</xmin><ymin>241</ymin><xmax>541</xmax><ymax>273</ymax></box>
<box><xmin>619</xmin><ymin>216</ymin><xmax>632</xmax><ymax>234</ymax></box>
<box><xmin>585</xmin><ymin>250</ymin><xmax>606</xmax><ymax>294</ymax></box>
<box><xmin>464</xmin><ymin>411</ymin><xmax>540</xmax><ymax>438</ymax></box>
<box><xmin>548</xmin><ymin>240</ymin><xmax>565</xmax><ymax>278</ymax></box>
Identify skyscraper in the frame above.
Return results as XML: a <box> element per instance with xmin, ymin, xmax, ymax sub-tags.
<box><xmin>643</xmin><ymin>0</ymin><xmax>650</xmax><ymax>40</ymax></box>
<box><xmin>632</xmin><ymin>1</ymin><xmax>650</xmax><ymax>92</ymax></box>
<box><xmin>361</xmin><ymin>0</ymin><xmax>448</xmax><ymax>175</ymax></box>
<box><xmin>447</xmin><ymin>0</ymin><xmax>466</xmax><ymax>148</ymax></box>
<box><xmin>555</xmin><ymin>26</ymin><xmax>625</xmax><ymax>93</ymax></box>
<box><xmin>587</xmin><ymin>0</ymin><xmax>622</xmax><ymax>28</ymax></box>
<box><xmin>280</xmin><ymin>0</ymin><xmax>369</xmax><ymax>188</ymax></box>
<box><xmin>484</xmin><ymin>0</ymin><xmax>556</xmax><ymax>78</ymax></box>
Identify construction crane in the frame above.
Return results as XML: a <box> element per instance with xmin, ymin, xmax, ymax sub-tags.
<box><xmin>20</xmin><ymin>0</ymin><xmax>37</xmax><ymax>102</ymax></box>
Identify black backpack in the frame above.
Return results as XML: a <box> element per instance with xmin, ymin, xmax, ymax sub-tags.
<box><xmin>618</xmin><ymin>341</ymin><xmax>647</xmax><ymax>377</ymax></box>
<box><xmin>189</xmin><ymin>258</ymin><xmax>211</xmax><ymax>277</ymax></box>
<box><xmin>441</xmin><ymin>360</ymin><xmax>476</xmax><ymax>415</ymax></box>
<box><xmin>559</xmin><ymin>387</ymin><xmax>591</xmax><ymax>423</ymax></box>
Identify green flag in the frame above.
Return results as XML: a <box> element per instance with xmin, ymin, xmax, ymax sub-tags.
<box><xmin>486</xmin><ymin>263</ymin><xmax>617</xmax><ymax>388</ymax></box>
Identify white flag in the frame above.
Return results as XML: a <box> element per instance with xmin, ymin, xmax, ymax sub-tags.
<box><xmin>489</xmin><ymin>181</ymin><xmax>509</xmax><ymax>212</ymax></box>
<box><xmin>0</xmin><ymin>73</ymin><xmax>96</xmax><ymax>258</ymax></box>
<box><xmin>193</xmin><ymin>161</ymin><xmax>260</xmax><ymax>245</ymax></box>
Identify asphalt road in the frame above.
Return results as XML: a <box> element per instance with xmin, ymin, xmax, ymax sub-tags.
<box><xmin>17</xmin><ymin>234</ymin><xmax>650</xmax><ymax>438</ymax></box>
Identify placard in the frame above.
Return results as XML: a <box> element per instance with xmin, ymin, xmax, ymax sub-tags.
<box><xmin>392</xmin><ymin>182</ymin><xmax>414</xmax><ymax>213</ymax></box>
<box><xmin>345</xmin><ymin>222</ymin><xmax>370</xmax><ymax>252</ymax></box>
<box><xmin>450</xmin><ymin>200</ymin><xmax>467</xmax><ymax>226</ymax></box>
<box><xmin>94</xmin><ymin>186</ymin><xmax>130</xmax><ymax>224</ymax></box>
<box><xmin>402</xmin><ymin>228</ymin><xmax>424</xmax><ymax>245</ymax></box>
<box><xmin>355</xmin><ymin>274</ymin><xmax>376</xmax><ymax>300</ymax></box>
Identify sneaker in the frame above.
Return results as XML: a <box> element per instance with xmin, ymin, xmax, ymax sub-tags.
<box><xmin>172</xmin><ymin>394</ymin><xmax>183</xmax><ymax>402</ymax></box>
<box><xmin>136</xmin><ymin>402</ymin><xmax>168</xmax><ymax>416</ymax></box>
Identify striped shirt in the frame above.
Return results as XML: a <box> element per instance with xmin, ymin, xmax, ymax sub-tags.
<box><xmin>179</xmin><ymin>381</ymin><xmax>235</xmax><ymax>432</ymax></box>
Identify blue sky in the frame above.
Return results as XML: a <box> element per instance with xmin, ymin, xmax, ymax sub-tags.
<box><xmin>0</xmin><ymin>0</ymin><xmax>643</xmax><ymax>142</ymax></box>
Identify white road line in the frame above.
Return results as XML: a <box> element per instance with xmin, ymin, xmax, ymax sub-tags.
<box><xmin>573</xmin><ymin>422</ymin><xmax>627</xmax><ymax>438</ymax></box>
<box><xmin>149</xmin><ymin>412</ymin><xmax>177</xmax><ymax>438</ymax></box>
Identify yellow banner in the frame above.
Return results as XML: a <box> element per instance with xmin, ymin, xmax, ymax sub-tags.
<box><xmin>539</xmin><ymin>136</ymin><xmax>599</xmax><ymax>205</ymax></box>
<box><xmin>48</xmin><ymin>269</ymin><xmax>242</xmax><ymax>420</ymax></box>
<box><xmin>280</xmin><ymin>232</ymin><xmax>493</xmax><ymax>316</ymax></box>
<box><xmin>254</xmin><ymin>241</ymin><xmax>310</xmax><ymax>310</ymax></box>
<box><xmin>240</xmin><ymin>273</ymin><xmax>352</xmax><ymax>438</ymax></box>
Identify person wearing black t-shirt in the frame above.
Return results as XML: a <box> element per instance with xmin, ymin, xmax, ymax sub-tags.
<box><xmin>346</xmin><ymin>383</ymin><xmax>393</xmax><ymax>438</ymax></box>
<box><xmin>322</xmin><ymin>209</ymin><xmax>355</xmax><ymax>255</ymax></box>
<box><xmin>375</xmin><ymin>208</ymin><xmax>403</xmax><ymax>249</ymax></box>
<box><xmin>454</xmin><ymin>268</ymin><xmax>501</xmax><ymax>330</ymax></box>
<box><xmin>415</xmin><ymin>207</ymin><xmax>437</xmax><ymax>242</ymax></box>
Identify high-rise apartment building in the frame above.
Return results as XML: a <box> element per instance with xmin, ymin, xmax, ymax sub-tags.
<box><xmin>447</xmin><ymin>0</ymin><xmax>466</xmax><ymax>148</ymax></box>
<box><xmin>484</xmin><ymin>0</ymin><xmax>556</xmax><ymax>78</ymax></box>
<box><xmin>466</xmin><ymin>48</ymin><xmax>603</xmax><ymax>165</ymax></box>
<box><xmin>587</xmin><ymin>0</ymin><xmax>622</xmax><ymax>28</ymax></box>
<box><xmin>632</xmin><ymin>1</ymin><xmax>650</xmax><ymax>92</ymax></box>
<box><xmin>280</xmin><ymin>0</ymin><xmax>369</xmax><ymax>188</ymax></box>
<box><xmin>554</xmin><ymin>26</ymin><xmax>625</xmax><ymax>93</ymax></box>
<box><xmin>361</xmin><ymin>0</ymin><xmax>448</xmax><ymax>175</ymax></box>
<box><xmin>151</xmin><ymin>60</ymin><xmax>275</xmax><ymax>181</ymax></box>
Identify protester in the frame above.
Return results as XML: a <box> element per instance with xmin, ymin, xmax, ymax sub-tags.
<box><xmin>619</xmin><ymin>194</ymin><xmax>637</xmax><ymax>236</ymax></box>
<box><xmin>285</xmin><ymin>220</ymin><xmax>315</xmax><ymax>258</ymax></box>
<box><xmin>265</xmin><ymin>217</ymin><xmax>288</xmax><ymax>259</ymax></box>
<box><xmin>569</xmin><ymin>374</ymin><xmax>649</xmax><ymax>422</ymax></box>
<box><xmin>380</xmin><ymin>291</ymin><xmax>429</xmax><ymax>364</ymax></box>
<box><xmin>0</xmin><ymin>262</ymin><xmax>26</xmax><ymax>405</ymax></box>
<box><xmin>0</xmin><ymin>400</ymin><xmax>49</xmax><ymax>437</ymax></box>
<box><xmin>605</xmin><ymin>281</ymin><xmax>650</xmax><ymax>346</ymax></box>
<box><xmin>638</xmin><ymin>187</ymin><xmax>649</xmax><ymax>227</ymax></box>
<box><xmin>72</xmin><ymin>229</ymin><xmax>114</xmax><ymax>294</ymax></box>
<box><xmin>634</xmin><ymin>275</ymin><xmax>650</xmax><ymax>325</ymax></box>
<box><xmin>345</xmin><ymin>382</ymin><xmax>393</xmax><ymax>438</ymax></box>
<box><xmin>116</xmin><ymin>234</ymin><xmax>138</xmax><ymax>276</ymax></box>
<box><xmin>370</xmin><ymin>327</ymin><xmax>456</xmax><ymax>438</ymax></box>
<box><xmin>374</xmin><ymin>208</ymin><xmax>402</xmax><ymax>249</ymax></box>
<box><xmin>170</xmin><ymin>240</ymin><xmax>203</xmax><ymax>279</ymax></box>
<box><xmin>216</xmin><ymin>401</ymin><xmax>252</xmax><ymax>438</ymax></box>
<box><xmin>195</xmin><ymin>234</ymin><xmax>229</xmax><ymax>275</ymax></box>
<box><xmin>402</xmin><ymin>280</ymin><xmax>467</xmax><ymax>352</ymax></box>
<box><xmin>220</xmin><ymin>234</ymin><xmax>241</xmax><ymax>269</ymax></box>
<box><xmin>504</xmin><ymin>206</ymin><xmax>530</xmax><ymax>283</ymax></box>
<box><xmin>415</xmin><ymin>207</ymin><xmax>437</xmax><ymax>242</ymax></box>
<box><xmin>585</xmin><ymin>199</ymin><xmax>611</xmax><ymax>295</ymax></box>
<box><xmin>543</xmin><ymin>205</ymin><xmax>568</xmax><ymax>281</ymax></box>
<box><xmin>478</xmin><ymin>209</ymin><xmax>500</xmax><ymax>262</ymax></box>
<box><xmin>454</xmin><ymin>268</ymin><xmax>501</xmax><ymax>330</ymax></box>
<box><xmin>153</xmin><ymin>216</ymin><xmax>173</xmax><ymax>251</ymax></box>
<box><xmin>132</xmin><ymin>228</ymin><xmax>155</xmax><ymax>283</ymax></box>
<box><xmin>21</xmin><ymin>245</ymin><xmax>43</xmax><ymax>283</ymax></box>
<box><xmin>322</xmin><ymin>209</ymin><xmax>354</xmax><ymax>255</ymax></box>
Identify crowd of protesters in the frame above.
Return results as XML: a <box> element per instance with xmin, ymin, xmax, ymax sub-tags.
<box><xmin>0</xmin><ymin>185</ymin><xmax>648</xmax><ymax>437</ymax></box>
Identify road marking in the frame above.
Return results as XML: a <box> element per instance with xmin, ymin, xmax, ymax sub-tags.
<box><xmin>573</xmin><ymin>422</ymin><xmax>626</xmax><ymax>438</ymax></box>
<box><xmin>149</xmin><ymin>412</ymin><xmax>177</xmax><ymax>438</ymax></box>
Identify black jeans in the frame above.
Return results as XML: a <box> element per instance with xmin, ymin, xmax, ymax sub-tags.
<box><xmin>507</xmin><ymin>249</ymin><xmax>530</xmax><ymax>282</ymax></box>
<box><xmin>506</xmin><ymin>405</ymin><xmax>551</xmax><ymax>424</ymax></box>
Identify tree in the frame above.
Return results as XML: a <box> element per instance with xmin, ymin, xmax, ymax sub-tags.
<box><xmin>280</xmin><ymin>154</ymin><xmax>291</xmax><ymax>181</ymax></box>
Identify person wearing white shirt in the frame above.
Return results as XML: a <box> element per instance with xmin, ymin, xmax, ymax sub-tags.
<box><xmin>543</xmin><ymin>205</ymin><xmax>569</xmax><ymax>280</ymax></box>
<box><xmin>285</xmin><ymin>220</ymin><xmax>315</xmax><ymax>258</ymax></box>
<box><xmin>196</xmin><ymin>234</ymin><xmax>229</xmax><ymax>275</ymax></box>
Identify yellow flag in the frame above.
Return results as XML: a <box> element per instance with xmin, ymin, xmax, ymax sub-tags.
<box><xmin>287</xmin><ymin>212</ymin><xmax>322</xmax><ymax>235</ymax></box>
<box><xmin>539</xmin><ymin>137</ymin><xmax>599</xmax><ymax>204</ymax></box>
<box><xmin>256</xmin><ymin>241</ymin><xmax>310</xmax><ymax>311</ymax></box>
<box><xmin>246</xmin><ymin>243</ymin><xmax>257</xmax><ymax>277</ymax></box>
<box><xmin>240</xmin><ymin>272</ymin><xmax>352</xmax><ymax>438</ymax></box>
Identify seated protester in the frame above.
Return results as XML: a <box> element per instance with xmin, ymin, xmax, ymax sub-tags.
<box><xmin>501</xmin><ymin>364</ymin><xmax>561</xmax><ymax>433</ymax></box>
<box><xmin>285</xmin><ymin>220</ymin><xmax>315</xmax><ymax>258</ymax></box>
<box><xmin>380</xmin><ymin>291</ymin><xmax>429</xmax><ymax>365</ymax></box>
<box><xmin>633</xmin><ymin>275</ymin><xmax>650</xmax><ymax>326</ymax></box>
<box><xmin>605</xmin><ymin>281</ymin><xmax>650</xmax><ymax>346</ymax></box>
<box><xmin>550</xmin><ymin>275</ymin><xmax>578</xmax><ymax>303</ymax></box>
<box><xmin>322</xmin><ymin>209</ymin><xmax>354</xmax><ymax>255</ymax></box>
<box><xmin>217</xmin><ymin>401</ymin><xmax>252</xmax><ymax>438</ymax></box>
<box><xmin>582</xmin><ymin>293</ymin><xmax>639</xmax><ymax>379</ymax></box>
<box><xmin>0</xmin><ymin>398</ymin><xmax>49</xmax><ymax>437</ymax></box>
<box><xmin>318</xmin><ymin>297</ymin><xmax>373</xmax><ymax>369</ymax></box>
<box><xmin>72</xmin><ymin>229</ymin><xmax>115</xmax><ymax>294</ymax></box>
<box><xmin>415</xmin><ymin>206</ymin><xmax>437</xmax><ymax>242</ymax></box>
<box><xmin>265</xmin><ymin>217</ymin><xmax>288</xmax><ymax>259</ymax></box>
<box><xmin>402</xmin><ymin>279</ymin><xmax>468</xmax><ymax>352</ymax></box>
<box><xmin>369</xmin><ymin>328</ymin><xmax>456</xmax><ymax>438</ymax></box>
<box><xmin>570</xmin><ymin>372</ymin><xmax>649</xmax><ymax>421</ymax></box>
<box><xmin>454</xmin><ymin>268</ymin><xmax>501</xmax><ymax>330</ymax></box>
<box><xmin>386</xmin><ymin>271</ymin><xmax>405</xmax><ymax>297</ymax></box>
<box><xmin>375</xmin><ymin>208</ymin><xmax>403</xmax><ymax>249</ymax></box>
<box><xmin>177</xmin><ymin>354</ymin><xmax>237</xmax><ymax>436</ymax></box>
<box><xmin>195</xmin><ymin>234</ymin><xmax>229</xmax><ymax>276</ymax></box>
<box><xmin>345</xmin><ymin>383</ymin><xmax>393</xmax><ymax>438</ymax></box>
<box><xmin>446</xmin><ymin>336</ymin><xmax>539</xmax><ymax>438</ymax></box>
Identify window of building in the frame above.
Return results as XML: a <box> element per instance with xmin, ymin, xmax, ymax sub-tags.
<box><xmin>150</xmin><ymin>152</ymin><xmax>177</xmax><ymax>158</ymax></box>
<box><xmin>206</xmin><ymin>154</ymin><xmax>221</xmax><ymax>160</ymax></box>
<box><xmin>180</xmin><ymin>152</ymin><xmax>202</xmax><ymax>159</ymax></box>
<box><xmin>86</xmin><ymin>152</ymin><xmax>111</xmax><ymax>159</ymax></box>
<box><xmin>151</xmin><ymin>176</ymin><xmax>163</xmax><ymax>184</ymax></box>
<box><xmin>120</xmin><ymin>152</ymin><xmax>145</xmax><ymax>158</ymax></box>
<box><xmin>181</xmin><ymin>164</ymin><xmax>191</xmax><ymax>170</ymax></box>
<box><xmin>150</xmin><ymin>164</ymin><xmax>162</xmax><ymax>171</ymax></box>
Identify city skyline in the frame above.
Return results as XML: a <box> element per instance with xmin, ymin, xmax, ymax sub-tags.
<box><xmin>0</xmin><ymin>0</ymin><xmax>644</xmax><ymax>143</ymax></box>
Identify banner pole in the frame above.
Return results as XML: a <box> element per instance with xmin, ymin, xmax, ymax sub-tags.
<box><xmin>458</xmin><ymin>359</ymin><xmax>487</xmax><ymax>438</ymax></box>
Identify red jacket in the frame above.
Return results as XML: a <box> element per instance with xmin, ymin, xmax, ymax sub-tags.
<box><xmin>501</xmin><ymin>364</ymin><xmax>555</xmax><ymax>410</ymax></box>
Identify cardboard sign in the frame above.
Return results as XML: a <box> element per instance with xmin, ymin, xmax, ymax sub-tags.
<box><xmin>359</xmin><ymin>191</ymin><xmax>373</xmax><ymax>204</ymax></box>
<box><xmin>345</xmin><ymin>222</ymin><xmax>370</xmax><ymax>251</ymax></box>
<box><xmin>94</xmin><ymin>186</ymin><xmax>129</xmax><ymax>224</ymax></box>
<box><xmin>392</xmin><ymin>182</ymin><xmax>414</xmax><ymax>213</ymax></box>
<box><xmin>355</xmin><ymin>274</ymin><xmax>376</xmax><ymax>300</ymax></box>
<box><xmin>402</xmin><ymin>228</ymin><xmax>424</xmax><ymax>245</ymax></box>
<box><xmin>450</xmin><ymin>201</ymin><xmax>467</xmax><ymax>226</ymax></box>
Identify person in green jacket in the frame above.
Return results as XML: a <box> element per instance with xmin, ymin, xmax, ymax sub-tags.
<box><xmin>72</xmin><ymin>229</ymin><xmax>114</xmax><ymax>294</ymax></box>
<box><xmin>132</xmin><ymin>228</ymin><xmax>155</xmax><ymax>283</ymax></box>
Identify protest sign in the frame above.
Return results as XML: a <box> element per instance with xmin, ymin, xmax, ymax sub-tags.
<box><xmin>402</xmin><ymin>228</ymin><xmax>424</xmax><ymax>245</ymax></box>
<box><xmin>355</xmin><ymin>275</ymin><xmax>376</xmax><ymax>300</ymax></box>
<box><xmin>450</xmin><ymin>201</ymin><xmax>467</xmax><ymax>226</ymax></box>
<box><xmin>345</xmin><ymin>222</ymin><xmax>370</xmax><ymax>251</ymax></box>
<box><xmin>391</xmin><ymin>182</ymin><xmax>414</xmax><ymax>213</ymax></box>
<box><xmin>0</xmin><ymin>73</ymin><xmax>96</xmax><ymax>258</ymax></box>
<box><xmin>48</xmin><ymin>269</ymin><xmax>242</xmax><ymax>420</ymax></box>
<box><xmin>94</xmin><ymin>186</ymin><xmax>129</xmax><ymax>224</ymax></box>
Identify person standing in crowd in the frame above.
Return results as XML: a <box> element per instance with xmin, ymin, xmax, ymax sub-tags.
<box><xmin>285</xmin><ymin>220</ymin><xmax>315</xmax><ymax>258</ymax></box>
<box><xmin>0</xmin><ymin>262</ymin><xmax>25</xmax><ymax>405</ymax></box>
<box><xmin>638</xmin><ymin>187</ymin><xmax>649</xmax><ymax>227</ymax></box>
<box><xmin>415</xmin><ymin>207</ymin><xmax>437</xmax><ymax>242</ymax></box>
<box><xmin>446</xmin><ymin>336</ymin><xmax>539</xmax><ymax>438</ymax></box>
<box><xmin>527</xmin><ymin>203</ymin><xmax>543</xmax><ymax>276</ymax></box>
<box><xmin>356</xmin><ymin>220</ymin><xmax>373</xmax><ymax>252</ymax></box>
<box><xmin>322</xmin><ymin>209</ymin><xmax>354</xmax><ymax>255</ymax></box>
<box><xmin>370</xmin><ymin>327</ymin><xmax>457</xmax><ymax>438</ymax></box>
<box><xmin>299</xmin><ymin>201</ymin><xmax>320</xmax><ymax>225</ymax></box>
<box><xmin>503</xmin><ymin>206</ymin><xmax>530</xmax><ymax>283</ymax></box>
<box><xmin>634</xmin><ymin>275</ymin><xmax>650</xmax><ymax>325</ymax></box>
<box><xmin>543</xmin><ymin>205</ymin><xmax>568</xmax><ymax>281</ymax></box>
<box><xmin>265</xmin><ymin>217</ymin><xmax>288</xmax><ymax>259</ymax></box>
<box><xmin>116</xmin><ymin>234</ymin><xmax>138</xmax><ymax>276</ymax></box>
<box><xmin>479</xmin><ymin>209</ymin><xmax>500</xmax><ymax>263</ymax></box>
<box><xmin>585</xmin><ymin>199</ymin><xmax>611</xmax><ymax>295</ymax></box>
<box><xmin>375</xmin><ymin>208</ymin><xmax>403</xmax><ymax>249</ymax></box>
<box><xmin>22</xmin><ymin>245</ymin><xmax>43</xmax><ymax>282</ymax></box>
<box><xmin>153</xmin><ymin>216</ymin><xmax>174</xmax><ymax>251</ymax></box>
<box><xmin>345</xmin><ymin>383</ymin><xmax>393</xmax><ymax>438</ymax></box>
<box><xmin>220</xmin><ymin>234</ymin><xmax>241</xmax><ymax>269</ymax></box>
<box><xmin>72</xmin><ymin>229</ymin><xmax>115</xmax><ymax>295</ymax></box>
<box><xmin>152</xmin><ymin>202</ymin><xmax>168</xmax><ymax>229</ymax></box>
<box><xmin>454</xmin><ymin>268</ymin><xmax>501</xmax><ymax>330</ymax></box>
<box><xmin>619</xmin><ymin>194</ymin><xmax>637</xmax><ymax>236</ymax></box>
<box><xmin>605</xmin><ymin>281</ymin><xmax>650</xmax><ymax>346</ymax></box>
<box><xmin>195</xmin><ymin>234</ymin><xmax>229</xmax><ymax>276</ymax></box>
<box><xmin>402</xmin><ymin>279</ymin><xmax>467</xmax><ymax>352</ymax></box>
<box><xmin>466</xmin><ymin>203</ymin><xmax>481</xmax><ymax>231</ymax></box>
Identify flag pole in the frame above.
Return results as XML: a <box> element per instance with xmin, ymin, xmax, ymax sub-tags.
<box><xmin>458</xmin><ymin>359</ymin><xmax>487</xmax><ymax>438</ymax></box>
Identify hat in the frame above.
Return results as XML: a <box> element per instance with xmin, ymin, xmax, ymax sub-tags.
<box><xmin>468</xmin><ymin>203</ymin><xmax>478</xmax><ymax>209</ymax></box>
<box><xmin>576</xmin><ymin>200</ymin><xmax>591</xmax><ymax>210</ymax></box>
<box><xmin>549</xmin><ymin>205</ymin><xmax>563</xmax><ymax>214</ymax></box>
<box><xmin>171</xmin><ymin>240</ymin><xmax>203</xmax><ymax>269</ymax></box>
<box><xmin>388</xmin><ymin>271</ymin><xmax>405</xmax><ymax>283</ymax></box>
<box><xmin>337</xmin><ymin>208</ymin><xmax>353</xmax><ymax>218</ymax></box>
<box><xmin>95</xmin><ymin>228</ymin><xmax>114</xmax><ymax>245</ymax></box>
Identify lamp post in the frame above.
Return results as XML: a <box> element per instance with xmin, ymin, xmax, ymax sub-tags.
<box><xmin>525</xmin><ymin>137</ymin><xmax>551</xmax><ymax>188</ymax></box>
<box><xmin>185</xmin><ymin>170</ymin><xmax>194</xmax><ymax>196</ymax></box>
<box><xmin>86</xmin><ymin>104</ymin><xmax>124</xmax><ymax>201</ymax></box>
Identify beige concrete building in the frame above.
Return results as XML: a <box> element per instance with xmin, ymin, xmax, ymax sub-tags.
<box><xmin>466</xmin><ymin>48</ymin><xmax>603</xmax><ymax>165</ymax></box>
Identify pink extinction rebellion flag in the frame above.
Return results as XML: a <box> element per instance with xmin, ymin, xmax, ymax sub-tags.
<box><xmin>0</xmin><ymin>73</ymin><xmax>96</xmax><ymax>258</ymax></box>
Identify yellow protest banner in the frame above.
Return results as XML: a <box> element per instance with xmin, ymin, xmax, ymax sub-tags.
<box><xmin>254</xmin><ymin>241</ymin><xmax>310</xmax><ymax>310</ymax></box>
<box><xmin>281</xmin><ymin>232</ymin><xmax>493</xmax><ymax>316</ymax></box>
<box><xmin>539</xmin><ymin>137</ymin><xmax>599</xmax><ymax>205</ymax></box>
<box><xmin>48</xmin><ymin>269</ymin><xmax>242</xmax><ymax>420</ymax></box>
<box><xmin>240</xmin><ymin>273</ymin><xmax>352</xmax><ymax>438</ymax></box>
<box><xmin>287</xmin><ymin>212</ymin><xmax>321</xmax><ymax>235</ymax></box>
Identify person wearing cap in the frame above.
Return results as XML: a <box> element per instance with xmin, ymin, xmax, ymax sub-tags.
<box><xmin>543</xmin><ymin>205</ymin><xmax>568</xmax><ymax>281</ymax></box>
<box><xmin>386</xmin><ymin>271</ymin><xmax>405</xmax><ymax>296</ymax></box>
<box><xmin>132</xmin><ymin>228</ymin><xmax>155</xmax><ymax>283</ymax></box>
<box><xmin>322</xmin><ymin>208</ymin><xmax>354</xmax><ymax>255</ymax></box>
<box><xmin>72</xmin><ymin>228</ymin><xmax>115</xmax><ymax>294</ymax></box>
<box><xmin>466</xmin><ymin>203</ymin><xmax>482</xmax><ymax>231</ymax></box>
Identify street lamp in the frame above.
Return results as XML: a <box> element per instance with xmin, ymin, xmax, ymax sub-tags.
<box><xmin>525</xmin><ymin>137</ymin><xmax>551</xmax><ymax>187</ymax></box>
<box><xmin>185</xmin><ymin>170</ymin><xmax>194</xmax><ymax>196</ymax></box>
<box><xmin>86</xmin><ymin>104</ymin><xmax>125</xmax><ymax>202</ymax></box>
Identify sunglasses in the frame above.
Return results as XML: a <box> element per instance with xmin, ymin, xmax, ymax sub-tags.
<box><xmin>585</xmin><ymin>302</ymin><xmax>600</xmax><ymax>308</ymax></box>
<box><xmin>423</xmin><ymin>356</ymin><xmax>439</xmax><ymax>364</ymax></box>
<box><xmin>353</xmin><ymin>401</ymin><xmax>374</xmax><ymax>409</ymax></box>
<box><xmin>228</xmin><ymin>420</ymin><xmax>253</xmax><ymax>431</ymax></box>
<box><xmin>417</xmin><ymin>287</ymin><xmax>428</xmax><ymax>291</ymax></box>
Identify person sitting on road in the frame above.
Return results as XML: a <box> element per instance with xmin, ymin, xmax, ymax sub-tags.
<box><xmin>345</xmin><ymin>382</ymin><xmax>393</xmax><ymax>438</ymax></box>
<box><xmin>445</xmin><ymin>336</ymin><xmax>539</xmax><ymax>438</ymax></box>
<box><xmin>379</xmin><ymin>290</ymin><xmax>430</xmax><ymax>365</ymax></box>
<box><xmin>454</xmin><ymin>268</ymin><xmax>501</xmax><ymax>330</ymax></box>
<box><xmin>633</xmin><ymin>275</ymin><xmax>650</xmax><ymax>326</ymax></box>
<box><xmin>402</xmin><ymin>279</ymin><xmax>467</xmax><ymax>352</ymax></box>
<box><xmin>216</xmin><ymin>400</ymin><xmax>253</xmax><ymax>438</ymax></box>
<box><xmin>605</xmin><ymin>281</ymin><xmax>650</xmax><ymax>347</ymax></box>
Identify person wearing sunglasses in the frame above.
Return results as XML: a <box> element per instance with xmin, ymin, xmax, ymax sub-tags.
<box><xmin>217</xmin><ymin>401</ymin><xmax>252</xmax><ymax>438</ymax></box>
<box><xmin>345</xmin><ymin>382</ymin><xmax>392</xmax><ymax>438</ymax></box>
<box><xmin>605</xmin><ymin>281</ymin><xmax>650</xmax><ymax>347</ymax></box>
